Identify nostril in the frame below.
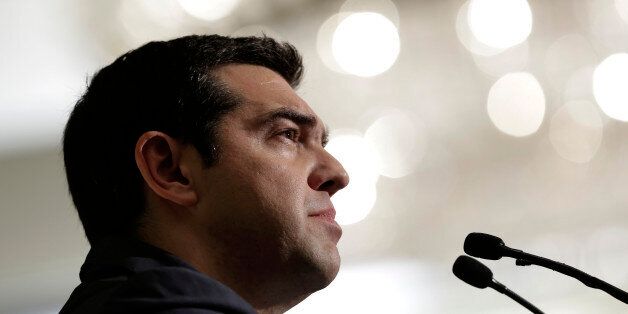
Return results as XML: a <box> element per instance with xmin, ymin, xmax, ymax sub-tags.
<box><xmin>318</xmin><ymin>180</ymin><xmax>334</xmax><ymax>191</ymax></box>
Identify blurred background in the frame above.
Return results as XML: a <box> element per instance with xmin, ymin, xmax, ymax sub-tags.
<box><xmin>2</xmin><ymin>0</ymin><xmax>628</xmax><ymax>312</ymax></box>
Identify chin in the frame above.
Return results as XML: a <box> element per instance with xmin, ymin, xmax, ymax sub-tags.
<box><xmin>312</xmin><ymin>247</ymin><xmax>342</xmax><ymax>290</ymax></box>
<box><xmin>327</xmin><ymin>248</ymin><xmax>341</xmax><ymax>279</ymax></box>
<box><xmin>289</xmin><ymin>248</ymin><xmax>338</xmax><ymax>293</ymax></box>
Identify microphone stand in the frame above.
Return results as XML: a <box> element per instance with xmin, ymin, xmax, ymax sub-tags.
<box><xmin>502</xmin><ymin>247</ymin><xmax>628</xmax><ymax>304</ymax></box>
<box><xmin>490</xmin><ymin>278</ymin><xmax>544</xmax><ymax>314</ymax></box>
<box><xmin>453</xmin><ymin>255</ymin><xmax>546</xmax><ymax>314</ymax></box>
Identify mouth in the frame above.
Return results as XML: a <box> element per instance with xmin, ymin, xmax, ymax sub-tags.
<box><xmin>309</xmin><ymin>207</ymin><xmax>342</xmax><ymax>240</ymax></box>
<box><xmin>309</xmin><ymin>207</ymin><xmax>336</xmax><ymax>221</ymax></box>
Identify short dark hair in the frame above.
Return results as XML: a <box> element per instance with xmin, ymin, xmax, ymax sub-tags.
<box><xmin>63</xmin><ymin>35</ymin><xmax>303</xmax><ymax>245</ymax></box>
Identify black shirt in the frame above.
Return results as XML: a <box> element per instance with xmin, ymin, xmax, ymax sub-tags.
<box><xmin>60</xmin><ymin>236</ymin><xmax>256</xmax><ymax>314</ymax></box>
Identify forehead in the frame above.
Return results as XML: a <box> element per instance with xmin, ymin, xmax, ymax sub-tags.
<box><xmin>214</xmin><ymin>64</ymin><xmax>318</xmax><ymax>118</ymax></box>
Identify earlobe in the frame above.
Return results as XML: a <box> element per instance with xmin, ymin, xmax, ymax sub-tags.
<box><xmin>135</xmin><ymin>131</ymin><xmax>199</xmax><ymax>208</ymax></box>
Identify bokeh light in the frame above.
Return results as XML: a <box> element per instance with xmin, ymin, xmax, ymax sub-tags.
<box><xmin>177</xmin><ymin>0</ymin><xmax>240</xmax><ymax>21</ymax></box>
<box><xmin>487</xmin><ymin>72</ymin><xmax>545</xmax><ymax>137</ymax></box>
<box><xmin>364</xmin><ymin>109</ymin><xmax>427</xmax><ymax>178</ymax></box>
<box><xmin>339</xmin><ymin>0</ymin><xmax>400</xmax><ymax>27</ymax></box>
<box><xmin>468</xmin><ymin>0</ymin><xmax>533</xmax><ymax>49</ymax></box>
<box><xmin>455</xmin><ymin>0</ymin><xmax>505</xmax><ymax>56</ymax></box>
<box><xmin>331</xmin><ymin>182</ymin><xmax>377</xmax><ymax>225</ymax></box>
<box><xmin>549</xmin><ymin>100</ymin><xmax>603</xmax><ymax>163</ymax></box>
<box><xmin>593</xmin><ymin>53</ymin><xmax>628</xmax><ymax>121</ymax></box>
<box><xmin>564</xmin><ymin>66</ymin><xmax>595</xmax><ymax>103</ymax></box>
<box><xmin>332</xmin><ymin>12</ymin><xmax>400</xmax><ymax>77</ymax></box>
<box><xmin>544</xmin><ymin>34</ymin><xmax>597</xmax><ymax>92</ymax></box>
<box><xmin>317</xmin><ymin>13</ymin><xmax>350</xmax><ymax>74</ymax></box>
<box><xmin>326</xmin><ymin>132</ymin><xmax>379</xmax><ymax>225</ymax></box>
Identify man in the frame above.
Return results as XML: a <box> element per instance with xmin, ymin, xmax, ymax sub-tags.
<box><xmin>60</xmin><ymin>35</ymin><xmax>349</xmax><ymax>313</ymax></box>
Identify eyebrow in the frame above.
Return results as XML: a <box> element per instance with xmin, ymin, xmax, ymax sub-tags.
<box><xmin>260</xmin><ymin>107</ymin><xmax>329</xmax><ymax>145</ymax></box>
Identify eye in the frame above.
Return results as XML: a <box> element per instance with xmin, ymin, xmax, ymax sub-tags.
<box><xmin>278</xmin><ymin>128</ymin><xmax>299</xmax><ymax>142</ymax></box>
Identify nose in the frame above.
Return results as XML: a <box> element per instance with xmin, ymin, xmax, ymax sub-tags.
<box><xmin>308</xmin><ymin>149</ymin><xmax>349</xmax><ymax>197</ymax></box>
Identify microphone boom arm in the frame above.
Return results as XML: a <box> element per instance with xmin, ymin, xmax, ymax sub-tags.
<box><xmin>502</xmin><ymin>247</ymin><xmax>628</xmax><ymax>304</ymax></box>
<box><xmin>490</xmin><ymin>279</ymin><xmax>544</xmax><ymax>314</ymax></box>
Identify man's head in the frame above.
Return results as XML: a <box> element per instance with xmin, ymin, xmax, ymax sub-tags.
<box><xmin>64</xmin><ymin>35</ymin><xmax>304</xmax><ymax>245</ymax></box>
<box><xmin>63</xmin><ymin>35</ymin><xmax>349</xmax><ymax>311</ymax></box>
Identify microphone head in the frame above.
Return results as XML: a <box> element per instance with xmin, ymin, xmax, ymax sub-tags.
<box><xmin>464</xmin><ymin>232</ymin><xmax>505</xmax><ymax>260</ymax></box>
<box><xmin>452</xmin><ymin>255</ymin><xmax>494</xmax><ymax>289</ymax></box>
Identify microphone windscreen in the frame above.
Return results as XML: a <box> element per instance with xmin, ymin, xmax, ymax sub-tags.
<box><xmin>452</xmin><ymin>255</ymin><xmax>493</xmax><ymax>289</ymax></box>
<box><xmin>464</xmin><ymin>232</ymin><xmax>505</xmax><ymax>260</ymax></box>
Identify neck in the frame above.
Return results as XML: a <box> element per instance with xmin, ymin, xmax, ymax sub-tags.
<box><xmin>137</xmin><ymin>208</ymin><xmax>309</xmax><ymax>313</ymax></box>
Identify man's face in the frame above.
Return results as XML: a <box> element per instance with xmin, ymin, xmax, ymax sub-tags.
<box><xmin>192</xmin><ymin>64</ymin><xmax>349</xmax><ymax>293</ymax></box>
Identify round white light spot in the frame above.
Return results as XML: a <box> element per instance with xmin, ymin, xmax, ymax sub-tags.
<box><xmin>487</xmin><ymin>72</ymin><xmax>545</xmax><ymax>137</ymax></box>
<box><xmin>325</xmin><ymin>133</ymin><xmax>380</xmax><ymax>225</ymax></box>
<box><xmin>177</xmin><ymin>0</ymin><xmax>240</xmax><ymax>21</ymax></box>
<box><xmin>340</xmin><ymin>0</ymin><xmax>400</xmax><ymax>27</ymax></box>
<box><xmin>332</xmin><ymin>12</ymin><xmax>400</xmax><ymax>77</ymax></box>
<box><xmin>325</xmin><ymin>133</ymin><xmax>380</xmax><ymax>185</ymax></box>
<box><xmin>331</xmin><ymin>181</ymin><xmax>377</xmax><ymax>225</ymax></box>
<box><xmin>549</xmin><ymin>101</ymin><xmax>603</xmax><ymax>163</ymax></box>
<box><xmin>468</xmin><ymin>0</ymin><xmax>533</xmax><ymax>49</ymax></box>
<box><xmin>317</xmin><ymin>13</ymin><xmax>349</xmax><ymax>74</ymax></box>
<box><xmin>455</xmin><ymin>0</ymin><xmax>505</xmax><ymax>56</ymax></box>
<box><xmin>593</xmin><ymin>53</ymin><xmax>628</xmax><ymax>121</ymax></box>
<box><xmin>364</xmin><ymin>110</ymin><xmax>427</xmax><ymax>178</ymax></box>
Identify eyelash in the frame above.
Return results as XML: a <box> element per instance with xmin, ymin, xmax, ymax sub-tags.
<box><xmin>275</xmin><ymin>128</ymin><xmax>327</xmax><ymax>147</ymax></box>
<box><xmin>278</xmin><ymin>128</ymin><xmax>300</xmax><ymax>142</ymax></box>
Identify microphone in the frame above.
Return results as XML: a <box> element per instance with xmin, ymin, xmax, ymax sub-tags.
<box><xmin>464</xmin><ymin>232</ymin><xmax>628</xmax><ymax>304</ymax></box>
<box><xmin>453</xmin><ymin>255</ymin><xmax>544</xmax><ymax>314</ymax></box>
<box><xmin>464</xmin><ymin>232</ymin><xmax>511</xmax><ymax>260</ymax></box>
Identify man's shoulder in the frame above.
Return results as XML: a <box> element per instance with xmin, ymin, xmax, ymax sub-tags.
<box><xmin>60</xmin><ymin>237</ymin><xmax>256</xmax><ymax>314</ymax></box>
<box><xmin>62</xmin><ymin>266</ymin><xmax>254</xmax><ymax>314</ymax></box>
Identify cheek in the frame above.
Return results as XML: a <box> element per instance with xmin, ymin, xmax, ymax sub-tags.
<box><xmin>255</xmin><ymin>161</ymin><xmax>309</xmax><ymax>215</ymax></box>
<box><xmin>219</xmin><ymin>153</ymin><xmax>309</xmax><ymax>217</ymax></box>
<box><xmin>227</xmin><ymin>161</ymin><xmax>311</xmax><ymax>253</ymax></box>
<box><xmin>210</xmin><ymin>135</ymin><xmax>312</xmax><ymax>225</ymax></box>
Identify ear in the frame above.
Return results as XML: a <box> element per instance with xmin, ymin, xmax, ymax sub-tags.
<box><xmin>135</xmin><ymin>131</ymin><xmax>198</xmax><ymax>208</ymax></box>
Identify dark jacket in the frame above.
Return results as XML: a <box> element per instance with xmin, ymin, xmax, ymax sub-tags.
<box><xmin>60</xmin><ymin>236</ymin><xmax>256</xmax><ymax>314</ymax></box>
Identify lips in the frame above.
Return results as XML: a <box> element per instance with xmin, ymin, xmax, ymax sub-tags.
<box><xmin>309</xmin><ymin>207</ymin><xmax>336</xmax><ymax>220</ymax></box>
<box><xmin>309</xmin><ymin>207</ymin><xmax>342</xmax><ymax>241</ymax></box>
